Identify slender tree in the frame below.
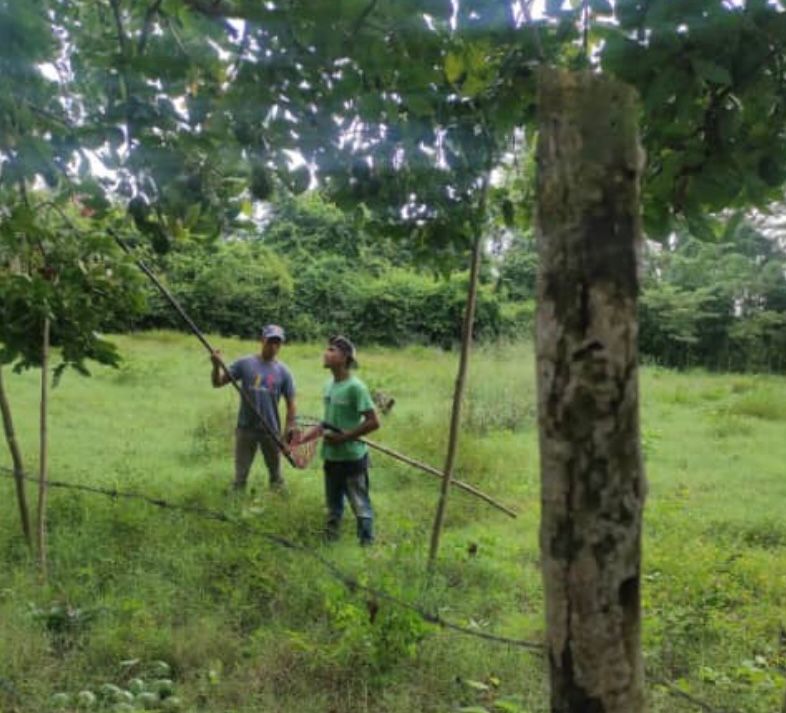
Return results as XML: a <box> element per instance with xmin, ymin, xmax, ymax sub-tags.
<box><xmin>0</xmin><ymin>367</ymin><xmax>31</xmax><ymax>546</ymax></box>
<box><xmin>36</xmin><ymin>317</ymin><xmax>50</xmax><ymax>578</ymax></box>
<box><xmin>428</xmin><ymin>234</ymin><xmax>483</xmax><ymax>568</ymax></box>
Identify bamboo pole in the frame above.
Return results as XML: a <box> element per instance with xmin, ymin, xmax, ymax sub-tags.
<box><xmin>360</xmin><ymin>435</ymin><xmax>517</xmax><ymax>518</ymax></box>
<box><xmin>301</xmin><ymin>418</ymin><xmax>517</xmax><ymax>517</ymax></box>
<box><xmin>112</xmin><ymin>232</ymin><xmax>296</xmax><ymax>467</ymax></box>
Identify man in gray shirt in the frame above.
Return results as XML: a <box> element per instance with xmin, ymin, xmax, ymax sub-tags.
<box><xmin>210</xmin><ymin>324</ymin><xmax>296</xmax><ymax>491</ymax></box>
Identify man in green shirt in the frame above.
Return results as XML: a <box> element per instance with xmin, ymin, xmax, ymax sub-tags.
<box><xmin>321</xmin><ymin>335</ymin><xmax>379</xmax><ymax>545</ymax></box>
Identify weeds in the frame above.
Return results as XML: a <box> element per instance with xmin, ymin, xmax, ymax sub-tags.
<box><xmin>0</xmin><ymin>334</ymin><xmax>784</xmax><ymax>712</ymax></box>
<box><xmin>729</xmin><ymin>390</ymin><xmax>786</xmax><ymax>421</ymax></box>
<box><xmin>706</xmin><ymin>410</ymin><xmax>755</xmax><ymax>438</ymax></box>
<box><xmin>463</xmin><ymin>387</ymin><xmax>535</xmax><ymax>435</ymax></box>
<box><xmin>189</xmin><ymin>404</ymin><xmax>234</xmax><ymax>461</ymax></box>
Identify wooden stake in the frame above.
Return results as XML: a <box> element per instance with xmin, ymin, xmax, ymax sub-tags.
<box><xmin>428</xmin><ymin>234</ymin><xmax>483</xmax><ymax>569</ymax></box>
<box><xmin>36</xmin><ymin>317</ymin><xmax>50</xmax><ymax>580</ymax></box>
<box><xmin>0</xmin><ymin>366</ymin><xmax>31</xmax><ymax>546</ymax></box>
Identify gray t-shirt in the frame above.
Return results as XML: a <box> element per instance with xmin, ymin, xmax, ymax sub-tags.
<box><xmin>228</xmin><ymin>356</ymin><xmax>295</xmax><ymax>430</ymax></box>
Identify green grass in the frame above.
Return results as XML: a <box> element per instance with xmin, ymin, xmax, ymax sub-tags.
<box><xmin>1</xmin><ymin>333</ymin><xmax>785</xmax><ymax>713</ymax></box>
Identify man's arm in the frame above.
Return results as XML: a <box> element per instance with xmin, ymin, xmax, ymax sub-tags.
<box><xmin>281</xmin><ymin>368</ymin><xmax>297</xmax><ymax>439</ymax></box>
<box><xmin>324</xmin><ymin>409</ymin><xmax>379</xmax><ymax>444</ymax></box>
<box><xmin>210</xmin><ymin>351</ymin><xmax>231</xmax><ymax>388</ymax></box>
<box><xmin>284</xmin><ymin>395</ymin><xmax>297</xmax><ymax>439</ymax></box>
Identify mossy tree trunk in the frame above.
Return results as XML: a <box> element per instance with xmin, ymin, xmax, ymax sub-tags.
<box><xmin>535</xmin><ymin>68</ymin><xmax>647</xmax><ymax>713</ymax></box>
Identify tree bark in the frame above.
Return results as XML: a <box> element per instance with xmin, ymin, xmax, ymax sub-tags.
<box><xmin>428</xmin><ymin>234</ymin><xmax>483</xmax><ymax>569</ymax></box>
<box><xmin>36</xmin><ymin>317</ymin><xmax>50</xmax><ymax>579</ymax></box>
<box><xmin>535</xmin><ymin>68</ymin><xmax>647</xmax><ymax>713</ymax></box>
<box><xmin>0</xmin><ymin>366</ymin><xmax>31</xmax><ymax>546</ymax></box>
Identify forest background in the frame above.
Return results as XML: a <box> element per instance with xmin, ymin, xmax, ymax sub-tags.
<box><xmin>127</xmin><ymin>189</ymin><xmax>786</xmax><ymax>373</ymax></box>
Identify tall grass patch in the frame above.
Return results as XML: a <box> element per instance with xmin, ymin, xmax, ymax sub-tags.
<box><xmin>0</xmin><ymin>334</ymin><xmax>785</xmax><ymax>712</ymax></box>
<box><xmin>729</xmin><ymin>389</ymin><xmax>786</xmax><ymax>421</ymax></box>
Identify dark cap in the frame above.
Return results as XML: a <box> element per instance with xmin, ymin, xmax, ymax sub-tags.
<box><xmin>261</xmin><ymin>324</ymin><xmax>285</xmax><ymax>342</ymax></box>
<box><xmin>329</xmin><ymin>335</ymin><xmax>358</xmax><ymax>368</ymax></box>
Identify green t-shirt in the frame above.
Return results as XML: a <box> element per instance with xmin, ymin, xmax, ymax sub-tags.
<box><xmin>322</xmin><ymin>376</ymin><xmax>375</xmax><ymax>462</ymax></box>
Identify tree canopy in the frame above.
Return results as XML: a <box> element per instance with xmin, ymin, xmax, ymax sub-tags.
<box><xmin>5</xmin><ymin>1</ymin><xmax>786</xmax><ymax>249</ymax></box>
<box><xmin>3</xmin><ymin>0</ymin><xmax>786</xmax><ymax>371</ymax></box>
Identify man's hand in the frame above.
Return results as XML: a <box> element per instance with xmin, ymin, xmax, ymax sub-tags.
<box><xmin>210</xmin><ymin>350</ymin><xmax>229</xmax><ymax>387</ymax></box>
<box><xmin>323</xmin><ymin>431</ymin><xmax>348</xmax><ymax>445</ymax></box>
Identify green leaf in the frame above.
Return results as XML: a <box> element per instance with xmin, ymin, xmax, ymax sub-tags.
<box><xmin>492</xmin><ymin>701</ymin><xmax>524</xmax><ymax>713</ymax></box>
<box><xmin>461</xmin><ymin>73</ymin><xmax>489</xmax><ymax>98</ymax></box>
<box><xmin>691</xmin><ymin>58</ymin><xmax>732</xmax><ymax>86</ymax></box>
<box><xmin>684</xmin><ymin>207</ymin><xmax>718</xmax><ymax>242</ymax></box>
<box><xmin>501</xmin><ymin>199</ymin><xmax>514</xmax><ymax>228</ymax></box>
<box><xmin>406</xmin><ymin>94</ymin><xmax>435</xmax><ymax>117</ymax></box>
<box><xmin>182</xmin><ymin>202</ymin><xmax>201</xmax><ymax>228</ymax></box>
<box><xmin>444</xmin><ymin>51</ymin><xmax>465</xmax><ymax>83</ymax></box>
<box><xmin>590</xmin><ymin>0</ymin><xmax>613</xmax><ymax>14</ymax></box>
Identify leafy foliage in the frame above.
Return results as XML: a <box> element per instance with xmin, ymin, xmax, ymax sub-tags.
<box><xmin>0</xmin><ymin>199</ymin><xmax>145</xmax><ymax>378</ymax></box>
<box><xmin>136</xmin><ymin>249</ymin><xmax>513</xmax><ymax>346</ymax></box>
<box><xmin>640</xmin><ymin>219</ymin><xmax>786</xmax><ymax>371</ymax></box>
<box><xmin>495</xmin><ymin>234</ymin><xmax>537</xmax><ymax>302</ymax></box>
<box><xmin>142</xmin><ymin>242</ymin><xmax>294</xmax><ymax>338</ymax></box>
<box><xmin>490</xmin><ymin>213</ymin><xmax>786</xmax><ymax>372</ymax></box>
<box><xmin>4</xmin><ymin>0</ymin><xmax>786</xmax><ymax>327</ymax></box>
<box><xmin>597</xmin><ymin>0</ymin><xmax>786</xmax><ymax>238</ymax></box>
<box><xmin>3</xmin><ymin>0</ymin><xmax>786</xmax><ymax>260</ymax></box>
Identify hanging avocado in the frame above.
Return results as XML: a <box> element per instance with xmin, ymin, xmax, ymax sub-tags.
<box><xmin>250</xmin><ymin>163</ymin><xmax>273</xmax><ymax>200</ymax></box>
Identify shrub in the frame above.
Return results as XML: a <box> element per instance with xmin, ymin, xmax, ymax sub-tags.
<box><xmin>140</xmin><ymin>244</ymin><xmax>294</xmax><ymax>337</ymax></box>
<box><xmin>289</xmin><ymin>256</ymin><xmax>364</xmax><ymax>339</ymax></box>
<box><xmin>130</xmin><ymin>240</ymin><xmax>524</xmax><ymax>347</ymax></box>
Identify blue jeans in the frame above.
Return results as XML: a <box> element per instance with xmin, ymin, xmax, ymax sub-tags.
<box><xmin>324</xmin><ymin>456</ymin><xmax>373</xmax><ymax>544</ymax></box>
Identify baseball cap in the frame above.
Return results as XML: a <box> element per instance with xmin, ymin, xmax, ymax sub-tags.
<box><xmin>261</xmin><ymin>324</ymin><xmax>285</xmax><ymax>342</ymax></box>
<box><xmin>329</xmin><ymin>335</ymin><xmax>358</xmax><ymax>368</ymax></box>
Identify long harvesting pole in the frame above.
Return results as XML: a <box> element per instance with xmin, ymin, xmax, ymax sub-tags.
<box><xmin>360</xmin><ymin>435</ymin><xmax>517</xmax><ymax>519</ymax></box>
<box><xmin>112</xmin><ymin>232</ymin><xmax>296</xmax><ymax>468</ymax></box>
<box><xmin>311</xmin><ymin>420</ymin><xmax>517</xmax><ymax>518</ymax></box>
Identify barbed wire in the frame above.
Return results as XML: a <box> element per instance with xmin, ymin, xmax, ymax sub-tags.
<box><xmin>649</xmin><ymin>676</ymin><xmax>732</xmax><ymax>713</ymax></box>
<box><xmin>0</xmin><ymin>466</ymin><xmax>543</xmax><ymax>653</ymax></box>
<box><xmin>0</xmin><ymin>466</ymin><xmax>740</xmax><ymax>711</ymax></box>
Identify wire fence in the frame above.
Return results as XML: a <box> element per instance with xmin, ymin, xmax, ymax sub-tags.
<box><xmin>0</xmin><ymin>465</ymin><xmax>736</xmax><ymax>712</ymax></box>
<box><xmin>0</xmin><ymin>466</ymin><xmax>543</xmax><ymax>652</ymax></box>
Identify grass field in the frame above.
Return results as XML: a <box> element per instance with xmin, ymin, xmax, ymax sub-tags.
<box><xmin>1</xmin><ymin>332</ymin><xmax>785</xmax><ymax>713</ymax></box>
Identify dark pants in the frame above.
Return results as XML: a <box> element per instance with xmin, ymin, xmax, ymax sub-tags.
<box><xmin>324</xmin><ymin>456</ymin><xmax>373</xmax><ymax>544</ymax></box>
<box><xmin>234</xmin><ymin>427</ymin><xmax>285</xmax><ymax>490</ymax></box>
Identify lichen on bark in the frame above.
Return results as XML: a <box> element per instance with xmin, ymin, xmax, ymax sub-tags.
<box><xmin>535</xmin><ymin>68</ymin><xmax>647</xmax><ymax>713</ymax></box>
